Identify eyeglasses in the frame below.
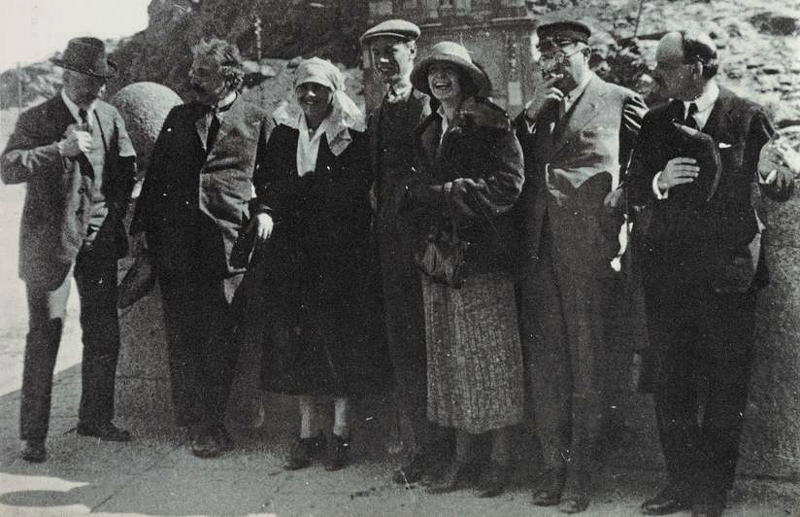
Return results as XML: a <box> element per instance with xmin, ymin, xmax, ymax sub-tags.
<box><xmin>537</xmin><ymin>46</ymin><xmax>584</xmax><ymax>66</ymax></box>
<box><xmin>537</xmin><ymin>37</ymin><xmax>578</xmax><ymax>52</ymax></box>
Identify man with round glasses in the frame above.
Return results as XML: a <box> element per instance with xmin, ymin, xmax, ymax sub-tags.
<box><xmin>514</xmin><ymin>20</ymin><xmax>647</xmax><ymax>514</ymax></box>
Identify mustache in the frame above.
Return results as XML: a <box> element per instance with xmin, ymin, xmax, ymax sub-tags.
<box><xmin>190</xmin><ymin>83</ymin><xmax>206</xmax><ymax>94</ymax></box>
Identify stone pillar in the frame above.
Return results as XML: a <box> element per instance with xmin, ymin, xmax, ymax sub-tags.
<box><xmin>110</xmin><ymin>82</ymin><xmax>181</xmax><ymax>431</ymax></box>
<box><xmin>740</xmin><ymin>171</ymin><xmax>800</xmax><ymax>480</ymax></box>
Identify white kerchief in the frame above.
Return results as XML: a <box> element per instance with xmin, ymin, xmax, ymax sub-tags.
<box><xmin>279</xmin><ymin>57</ymin><xmax>366</xmax><ymax>176</ymax></box>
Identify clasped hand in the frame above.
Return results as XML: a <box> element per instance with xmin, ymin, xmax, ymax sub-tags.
<box><xmin>657</xmin><ymin>157</ymin><xmax>699</xmax><ymax>192</ymax></box>
<box><xmin>524</xmin><ymin>75</ymin><xmax>564</xmax><ymax>122</ymax></box>
<box><xmin>59</xmin><ymin>124</ymin><xmax>93</xmax><ymax>157</ymax></box>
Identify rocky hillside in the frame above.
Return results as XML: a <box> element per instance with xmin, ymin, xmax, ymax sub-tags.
<box><xmin>1</xmin><ymin>0</ymin><xmax>798</xmax><ymax>128</ymax></box>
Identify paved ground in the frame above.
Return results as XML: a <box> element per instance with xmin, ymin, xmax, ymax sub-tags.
<box><xmin>0</xmin><ymin>363</ymin><xmax>798</xmax><ymax>517</ymax></box>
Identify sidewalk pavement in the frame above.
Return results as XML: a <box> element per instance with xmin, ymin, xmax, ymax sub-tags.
<box><xmin>0</xmin><ymin>352</ymin><xmax>798</xmax><ymax>517</ymax></box>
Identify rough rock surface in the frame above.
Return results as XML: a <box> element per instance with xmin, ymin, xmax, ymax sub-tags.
<box><xmin>109</xmin><ymin>82</ymin><xmax>182</xmax><ymax>175</ymax></box>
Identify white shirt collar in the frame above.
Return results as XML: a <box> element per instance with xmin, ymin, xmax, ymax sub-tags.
<box><xmin>61</xmin><ymin>89</ymin><xmax>97</xmax><ymax>125</ymax></box>
<box><xmin>214</xmin><ymin>90</ymin><xmax>238</xmax><ymax>112</ymax></box>
<box><xmin>680</xmin><ymin>80</ymin><xmax>719</xmax><ymax>129</ymax></box>
<box><xmin>436</xmin><ymin>105</ymin><xmax>449</xmax><ymax>145</ymax></box>
<box><xmin>296</xmin><ymin>113</ymin><xmax>332</xmax><ymax>177</ymax></box>
<box><xmin>386</xmin><ymin>81</ymin><xmax>412</xmax><ymax>103</ymax></box>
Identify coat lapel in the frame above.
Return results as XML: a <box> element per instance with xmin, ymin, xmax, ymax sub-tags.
<box><xmin>551</xmin><ymin>75</ymin><xmax>605</xmax><ymax>158</ymax></box>
<box><xmin>52</xmin><ymin>95</ymin><xmax>77</xmax><ymax>137</ymax></box>
<box><xmin>195</xmin><ymin>112</ymin><xmax>208</xmax><ymax>150</ymax></box>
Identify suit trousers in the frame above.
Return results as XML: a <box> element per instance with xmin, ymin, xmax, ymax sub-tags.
<box><xmin>644</xmin><ymin>281</ymin><xmax>755</xmax><ymax>500</ymax></box>
<box><xmin>376</xmin><ymin>210</ymin><xmax>436</xmax><ymax>455</ymax></box>
<box><xmin>159</xmin><ymin>272</ymin><xmax>243</xmax><ymax>433</ymax></box>
<box><xmin>523</xmin><ymin>224</ymin><xmax>614</xmax><ymax>474</ymax></box>
<box><xmin>20</xmin><ymin>244</ymin><xmax>121</xmax><ymax>440</ymax></box>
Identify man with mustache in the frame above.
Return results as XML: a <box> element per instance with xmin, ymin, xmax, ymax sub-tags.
<box><xmin>131</xmin><ymin>38</ymin><xmax>273</xmax><ymax>458</ymax></box>
<box><xmin>2</xmin><ymin>37</ymin><xmax>137</xmax><ymax>463</ymax></box>
<box><xmin>514</xmin><ymin>21</ymin><xmax>647</xmax><ymax>513</ymax></box>
<box><xmin>360</xmin><ymin>20</ymin><xmax>444</xmax><ymax>484</ymax></box>
<box><xmin>628</xmin><ymin>30</ymin><xmax>794</xmax><ymax>517</ymax></box>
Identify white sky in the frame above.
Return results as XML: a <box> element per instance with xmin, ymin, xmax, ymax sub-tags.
<box><xmin>0</xmin><ymin>0</ymin><xmax>150</xmax><ymax>72</ymax></box>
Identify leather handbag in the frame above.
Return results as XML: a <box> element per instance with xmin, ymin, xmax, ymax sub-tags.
<box><xmin>415</xmin><ymin>218</ymin><xmax>469</xmax><ymax>288</ymax></box>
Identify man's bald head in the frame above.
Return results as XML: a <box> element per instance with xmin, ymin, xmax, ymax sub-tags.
<box><xmin>653</xmin><ymin>30</ymin><xmax>718</xmax><ymax>100</ymax></box>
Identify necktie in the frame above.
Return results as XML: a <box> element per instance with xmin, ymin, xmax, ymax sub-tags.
<box><xmin>78</xmin><ymin>108</ymin><xmax>92</xmax><ymax>133</ymax></box>
<box><xmin>684</xmin><ymin>102</ymin><xmax>699</xmax><ymax>130</ymax></box>
<box><xmin>206</xmin><ymin>109</ymin><xmax>221</xmax><ymax>150</ymax></box>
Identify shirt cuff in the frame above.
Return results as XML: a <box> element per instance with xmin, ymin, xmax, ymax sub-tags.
<box><xmin>759</xmin><ymin>169</ymin><xmax>778</xmax><ymax>185</ymax></box>
<box><xmin>652</xmin><ymin>172</ymin><xmax>669</xmax><ymax>200</ymax></box>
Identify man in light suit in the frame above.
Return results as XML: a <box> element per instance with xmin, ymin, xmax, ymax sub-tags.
<box><xmin>2</xmin><ymin>37</ymin><xmax>137</xmax><ymax>462</ymax></box>
<box><xmin>514</xmin><ymin>21</ymin><xmax>646</xmax><ymax>513</ymax></box>
<box><xmin>131</xmin><ymin>38</ymin><xmax>273</xmax><ymax>458</ymax></box>
<box><xmin>629</xmin><ymin>31</ymin><xmax>794</xmax><ymax>517</ymax></box>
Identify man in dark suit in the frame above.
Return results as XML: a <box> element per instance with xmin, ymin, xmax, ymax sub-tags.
<box><xmin>514</xmin><ymin>21</ymin><xmax>646</xmax><ymax>513</ymax></box>
<box><xmin>628</xmin><ymin>31</ymin><xmax>794</xmax><ymax>517</ymax></box>
<box><xmin>360</xmin><ymin>19</ymin><xmax>441</xmax><ymax>484</ymax></box>
<box><xmin>1</xmin><ymin>37</ymin><xmax>137</xmax><ymax>462</ymax></box>
<box><xmin>131</xmin><ymin>38</ymin><xmax>272</xmax><ymax>458</ymax></box>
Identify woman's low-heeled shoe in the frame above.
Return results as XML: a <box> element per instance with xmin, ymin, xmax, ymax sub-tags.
<box><xmin>475</xmin><ymin>461</ymin><xmax>511</xmax><ymax>498</ymax></box>
<box><xmin>324</xmin><ymin>434</ymin><xmax>350</xmax><ymax>471</ymax></box>
<box><xmin>283</xmin><ymin>432</ymin><xmax>326</xmax><ymax>470</ymax></box>
<box><xmin>426</xmin><ymin>461</ymin><xmax>477</xmax><ymax>494</ymax></box>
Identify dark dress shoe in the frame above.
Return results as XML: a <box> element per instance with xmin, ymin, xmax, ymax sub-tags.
<box><xmin>393</xmin><ymin>452</ymin><xmax>431</xmax><ymax>485</ymax></box>
<box><xmin>324</xmin><ymin>434</ymin><xmax>350</xmax><ymax>471</ymax></box>
<box><xmin>190</xmin><ymin>426</ymin><xmax>234</xmax><ymax>458</ymax></box>
<box><xmin>283</xmin><ymin>432</ymin><xmax>326</xmax><ymax>470</ymax></box>
<box><xmin>558</xmin><ymin>470</ymin><xmax>592</xmax><ymax>514</ymax></box>
<box><xmin>559</xmin><ymin>493</ymin><xmax>590</xmax><ymax>514</ymax></box>
<box><xmin>532</xmin><ymin>467</ymin><xmax>565</xmax><ymax>506</ymax></box>
<box><xmin>641</xmin><ymin>488</ymin><xmax>692</xmax><ymax>515</ymax></box>
<box><xmin>426</xmin><ymin>461</ymin><xmax>478</xmax><ymax>494</ymax></box>
<box><xmin>474</xmin><ymin>461</ymin><xmax>511</xmax><ymax>498</ymax></box>
<box><xmin>77</xmin><ymin>422</ymin><xmax>132</xmax><ymax>442</ymax></box>
<box><xmin>21</xmin><ymin>440</ymin><xmax>47</xmax><ymax>463</ymax></box>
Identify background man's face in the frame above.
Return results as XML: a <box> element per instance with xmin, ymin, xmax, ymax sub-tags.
<box><xmin>653</xmin><ymin>33</ymin><xmax>695</xmax><ymax>100</ymax></box>
<box><xmin>63</xmin><ymin>70</ymin><xmax>106</xmax><ymax>107</ymax></box>
<box><xmin>188</xmin><ymin>54</ymin><xmax>228</xmax><ymax>105</ymax></box>
<box><xmin>370</xmin><ymin>36</ymin><xmax>415</xmax><ymax>85</ymax></box>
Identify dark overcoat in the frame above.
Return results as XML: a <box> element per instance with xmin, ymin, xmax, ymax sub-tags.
<box><xmin>131</xmin><ymin>98</ymin><xmax>272</xmax><ymax>292</ymax></box>
<box><xmin>629</xmin><ymin>86</ymin><xmax>793</xmax><ymax>293</ymax></box>
<box><xmin>254</xmin><ymin>124</ymin><xmax>391</xmax><ymax>396</ymax></box>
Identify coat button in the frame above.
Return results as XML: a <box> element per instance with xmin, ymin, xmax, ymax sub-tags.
<box><xmin>78</xmin><ymin>188</ymin><xmax>86</xmax><ymax>194</ymax></box>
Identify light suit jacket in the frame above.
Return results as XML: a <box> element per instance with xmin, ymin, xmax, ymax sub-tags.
<box><xmin>1</xmin><ymin>94</ymin><xmax>136</xmax><ymax>288</ymax></box>
<box><xmin>514</xmin><ymin>73</ymin><xmax>646</xmax><ymax>277</ymax></box>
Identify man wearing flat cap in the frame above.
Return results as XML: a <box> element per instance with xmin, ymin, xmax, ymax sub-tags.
<box><xmin>131</xmin><ymin>38</ymin><xmax>273</xmax><ymax>459</ymax></box>
<box><xmin>627</xmin><ymin>30</ymin><xmax>794</xmax><ymax>517</ymax></box>
<box><xmin>514</xmin><ymin>20</ymin><xmax>647</xmax><ymax>513</ymax></box>
<box><xmin>2</xmin><ymin>37</ymin><xmax>137</xmax><ymax>462</ymax></box>
<box><xmin>361</xmin><ymin>19</ymin><xmax>445</xmax><ymax>484</ymax></box>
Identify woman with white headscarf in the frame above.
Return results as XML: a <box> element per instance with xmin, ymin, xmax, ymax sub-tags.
<box><xmin>252</xmin><ymin>58</ymin><xmax>391</xmax><ymax>471</ymax></box>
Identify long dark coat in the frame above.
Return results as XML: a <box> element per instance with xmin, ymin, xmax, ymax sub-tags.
<box><xmin>131</xmin><ymin>98</ymin><xmax>273</xmax><ymax>298</ymax></box>
<box><xmin>254</xmin><ymin>124</ymin><xmax>391</xmax><ymax>396</ymax></box>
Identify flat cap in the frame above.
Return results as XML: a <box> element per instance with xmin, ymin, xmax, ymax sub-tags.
<box><xmin>537</xmin><ymin>21</ymin><xmax>591</xmax><ymax>45</ymax></box>
<box><xmin>360</xmin><ymin>19</ymin><xmax>420</xmax><ymax>44</ymax></box>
